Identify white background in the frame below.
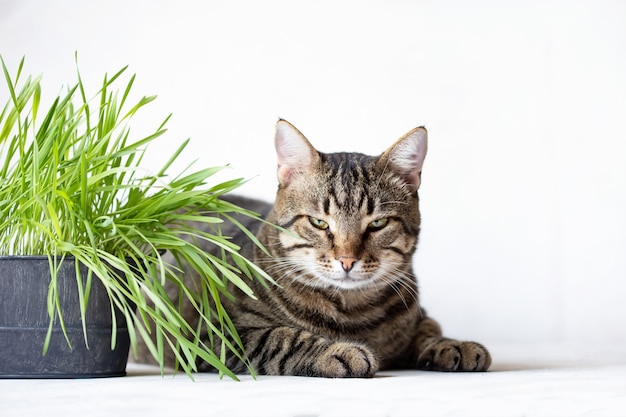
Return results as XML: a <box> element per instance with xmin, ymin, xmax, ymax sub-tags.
<box><xmin>1</xmin><ymin>0</ymin><xmax>625</xmax><ymax>347</ymax></box>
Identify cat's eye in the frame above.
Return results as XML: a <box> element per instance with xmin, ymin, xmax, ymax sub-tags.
<box><xmin>367</xmin><ymin>218</ymin><xmax>388</xmax><ymax>231</ymax></box>
<box><xmin>309</xmin><ymin>217</ymin><xmax>329</xmax><ymax>230</ymax></box>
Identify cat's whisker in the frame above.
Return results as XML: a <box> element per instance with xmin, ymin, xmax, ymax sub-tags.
<box><xmin>375</xmin><ymin>265</ymin><xmax>420</xmax><ymax>305</ymax></box>
<box><xmin>256</xmin><ymin>256</ymin><xmax>321</xmax><ymax>286</ymax></box>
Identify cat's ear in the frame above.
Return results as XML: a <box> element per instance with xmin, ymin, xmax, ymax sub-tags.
<box><xmin>379</xmin><ymin>126</ymin><xmax>428</xmax><ymax>189</ymax></box>
<box><xmin>275</xmin><ymin>119</ymin><xmax>319</xmax><ymax>187</ymax></box>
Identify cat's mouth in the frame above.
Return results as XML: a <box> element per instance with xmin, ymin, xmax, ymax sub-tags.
<box><xmin>296</xmin><ymin>257</ymin><xmax>385</xmax><ymax>290</ymax></box>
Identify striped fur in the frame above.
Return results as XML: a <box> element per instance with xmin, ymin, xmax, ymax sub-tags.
<box><xmin>137</xmin><ymin>120</ymin><xmax>491</xmax><ymax>377</ymax></box>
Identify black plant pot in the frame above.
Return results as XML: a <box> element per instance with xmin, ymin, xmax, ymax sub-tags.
<box><xmin>0</xmin><ymin>256</ymin><xmax>131</xmax><ymax>378</ymax></box>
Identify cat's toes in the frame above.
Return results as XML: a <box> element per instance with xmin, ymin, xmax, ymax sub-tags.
<box><xmin>417</xmin><ymin>343</ymin><xmax>459</xmax><ymax>371</ymax></box>
<box><xmin>458</xmin><ymin>341</ymin><xmax>491</xmax><ymax>371</ymax></box>
<box><xmin>314</xmin><ymin>342</ymin><xmax>378</xmax><ymax>378</ymax></box>
<box><xmin>417</xmin><ymin>339</ymin><xmax>491</xmax><ymax>372</ymax></box>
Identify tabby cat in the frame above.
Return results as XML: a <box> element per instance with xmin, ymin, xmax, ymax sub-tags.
<box><xmin>137</xmin><ymin>119</ymin><xmax>491</xmax><ymax>377</ymax></box>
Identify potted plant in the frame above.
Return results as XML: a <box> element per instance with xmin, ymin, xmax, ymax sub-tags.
<box><xmin>0</xmin><ymin>56</ymin><xmax>270</xmax><ymax>379</ymax></box>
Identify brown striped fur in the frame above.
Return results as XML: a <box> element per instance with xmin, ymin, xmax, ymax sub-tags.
<box><xmin>135</xmin><ymin>120</ymin><xmax>491</xmax><ymax>377</ymax></box>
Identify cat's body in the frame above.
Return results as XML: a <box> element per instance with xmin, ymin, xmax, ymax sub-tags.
<box><xmin>135</xmin><ymin>120</ymin><xmax>491</xmax><ymax>377</ymax></box>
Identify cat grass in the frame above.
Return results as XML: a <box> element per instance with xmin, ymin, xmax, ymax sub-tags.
<box><xmin>0</xmin><ymin>55</ymin><xmax>271</xmax><ymax>379</ymax></box>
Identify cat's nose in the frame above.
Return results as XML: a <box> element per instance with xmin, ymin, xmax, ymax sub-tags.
<box><xmin>338</xmin><ymin>256</ymin><xmax>358</xmax><ymax>272</ymax></box>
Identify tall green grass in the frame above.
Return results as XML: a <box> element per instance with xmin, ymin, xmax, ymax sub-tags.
<box><xmin>0</xmin><ymin>56</ymin><xmax>271</xmax><ymax>379</ymax></box>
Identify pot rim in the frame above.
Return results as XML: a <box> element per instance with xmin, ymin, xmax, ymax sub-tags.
<box><xmin>0</xmin><ymin>255</ymin><xmax>77</xmax><ymax>260</ymax></box>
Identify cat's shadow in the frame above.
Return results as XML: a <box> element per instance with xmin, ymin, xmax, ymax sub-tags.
<box><xmin>487</xmin><ymin>362</ymin><xmax>567</xmax><ymax>372</ymax></box>
<box><xmin>375</xmin><ymin>361</ymin><xmax>590</xmax><ymax>376</ymax></box>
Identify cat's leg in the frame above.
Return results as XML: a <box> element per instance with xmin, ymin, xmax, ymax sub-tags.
<box><xmin>412</xmin><ymin>317</ymin><xmax>492</xmax><ymax>372</ymax></box>
<box><xmin>238</xmin><ymin>326</ymin><xmax>379</xmax><ymax>378</ymax></box>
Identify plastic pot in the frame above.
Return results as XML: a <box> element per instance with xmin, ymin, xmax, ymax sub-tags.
<box><xmin>0</xmin><ymin>256</ymin><xmax>131</xmax><ymax>378</ymax></box>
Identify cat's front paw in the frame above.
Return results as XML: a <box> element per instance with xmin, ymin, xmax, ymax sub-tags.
<box><xmin>314</xmin><ymin>342</ymin><xmax>379</xmax><ymax>378</ymax></box>
<box><xmin>417</xmin><ymin>339</ymin><xmax>491</xmax><ymax>372</ymax></box>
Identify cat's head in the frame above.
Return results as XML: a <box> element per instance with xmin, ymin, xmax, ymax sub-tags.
<box><xmin>267</xmin><ymin>119</ymin><xmax>427</xmax><ymax>290</ymax></box>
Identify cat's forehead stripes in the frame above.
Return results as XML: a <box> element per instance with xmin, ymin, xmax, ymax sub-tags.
<box><xmin>319</xmin><ymin>152</ymin><xmax>378</xmax><ymax>216</ymax></box>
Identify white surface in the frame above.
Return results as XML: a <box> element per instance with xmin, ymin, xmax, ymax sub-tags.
<box><xmin>1</xmin><ymin>4</ymin><xmax>624</xmax><ymax>415</ymax></box>
<box><xmin>1</xmin><ymin>0</ymin><xmax>625</xmax><ymax>347</ymax></box>
<box><xmin>2</xmin><ymin>344</ymin><xmax>626</xmax><ymax>417</ymax></box>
